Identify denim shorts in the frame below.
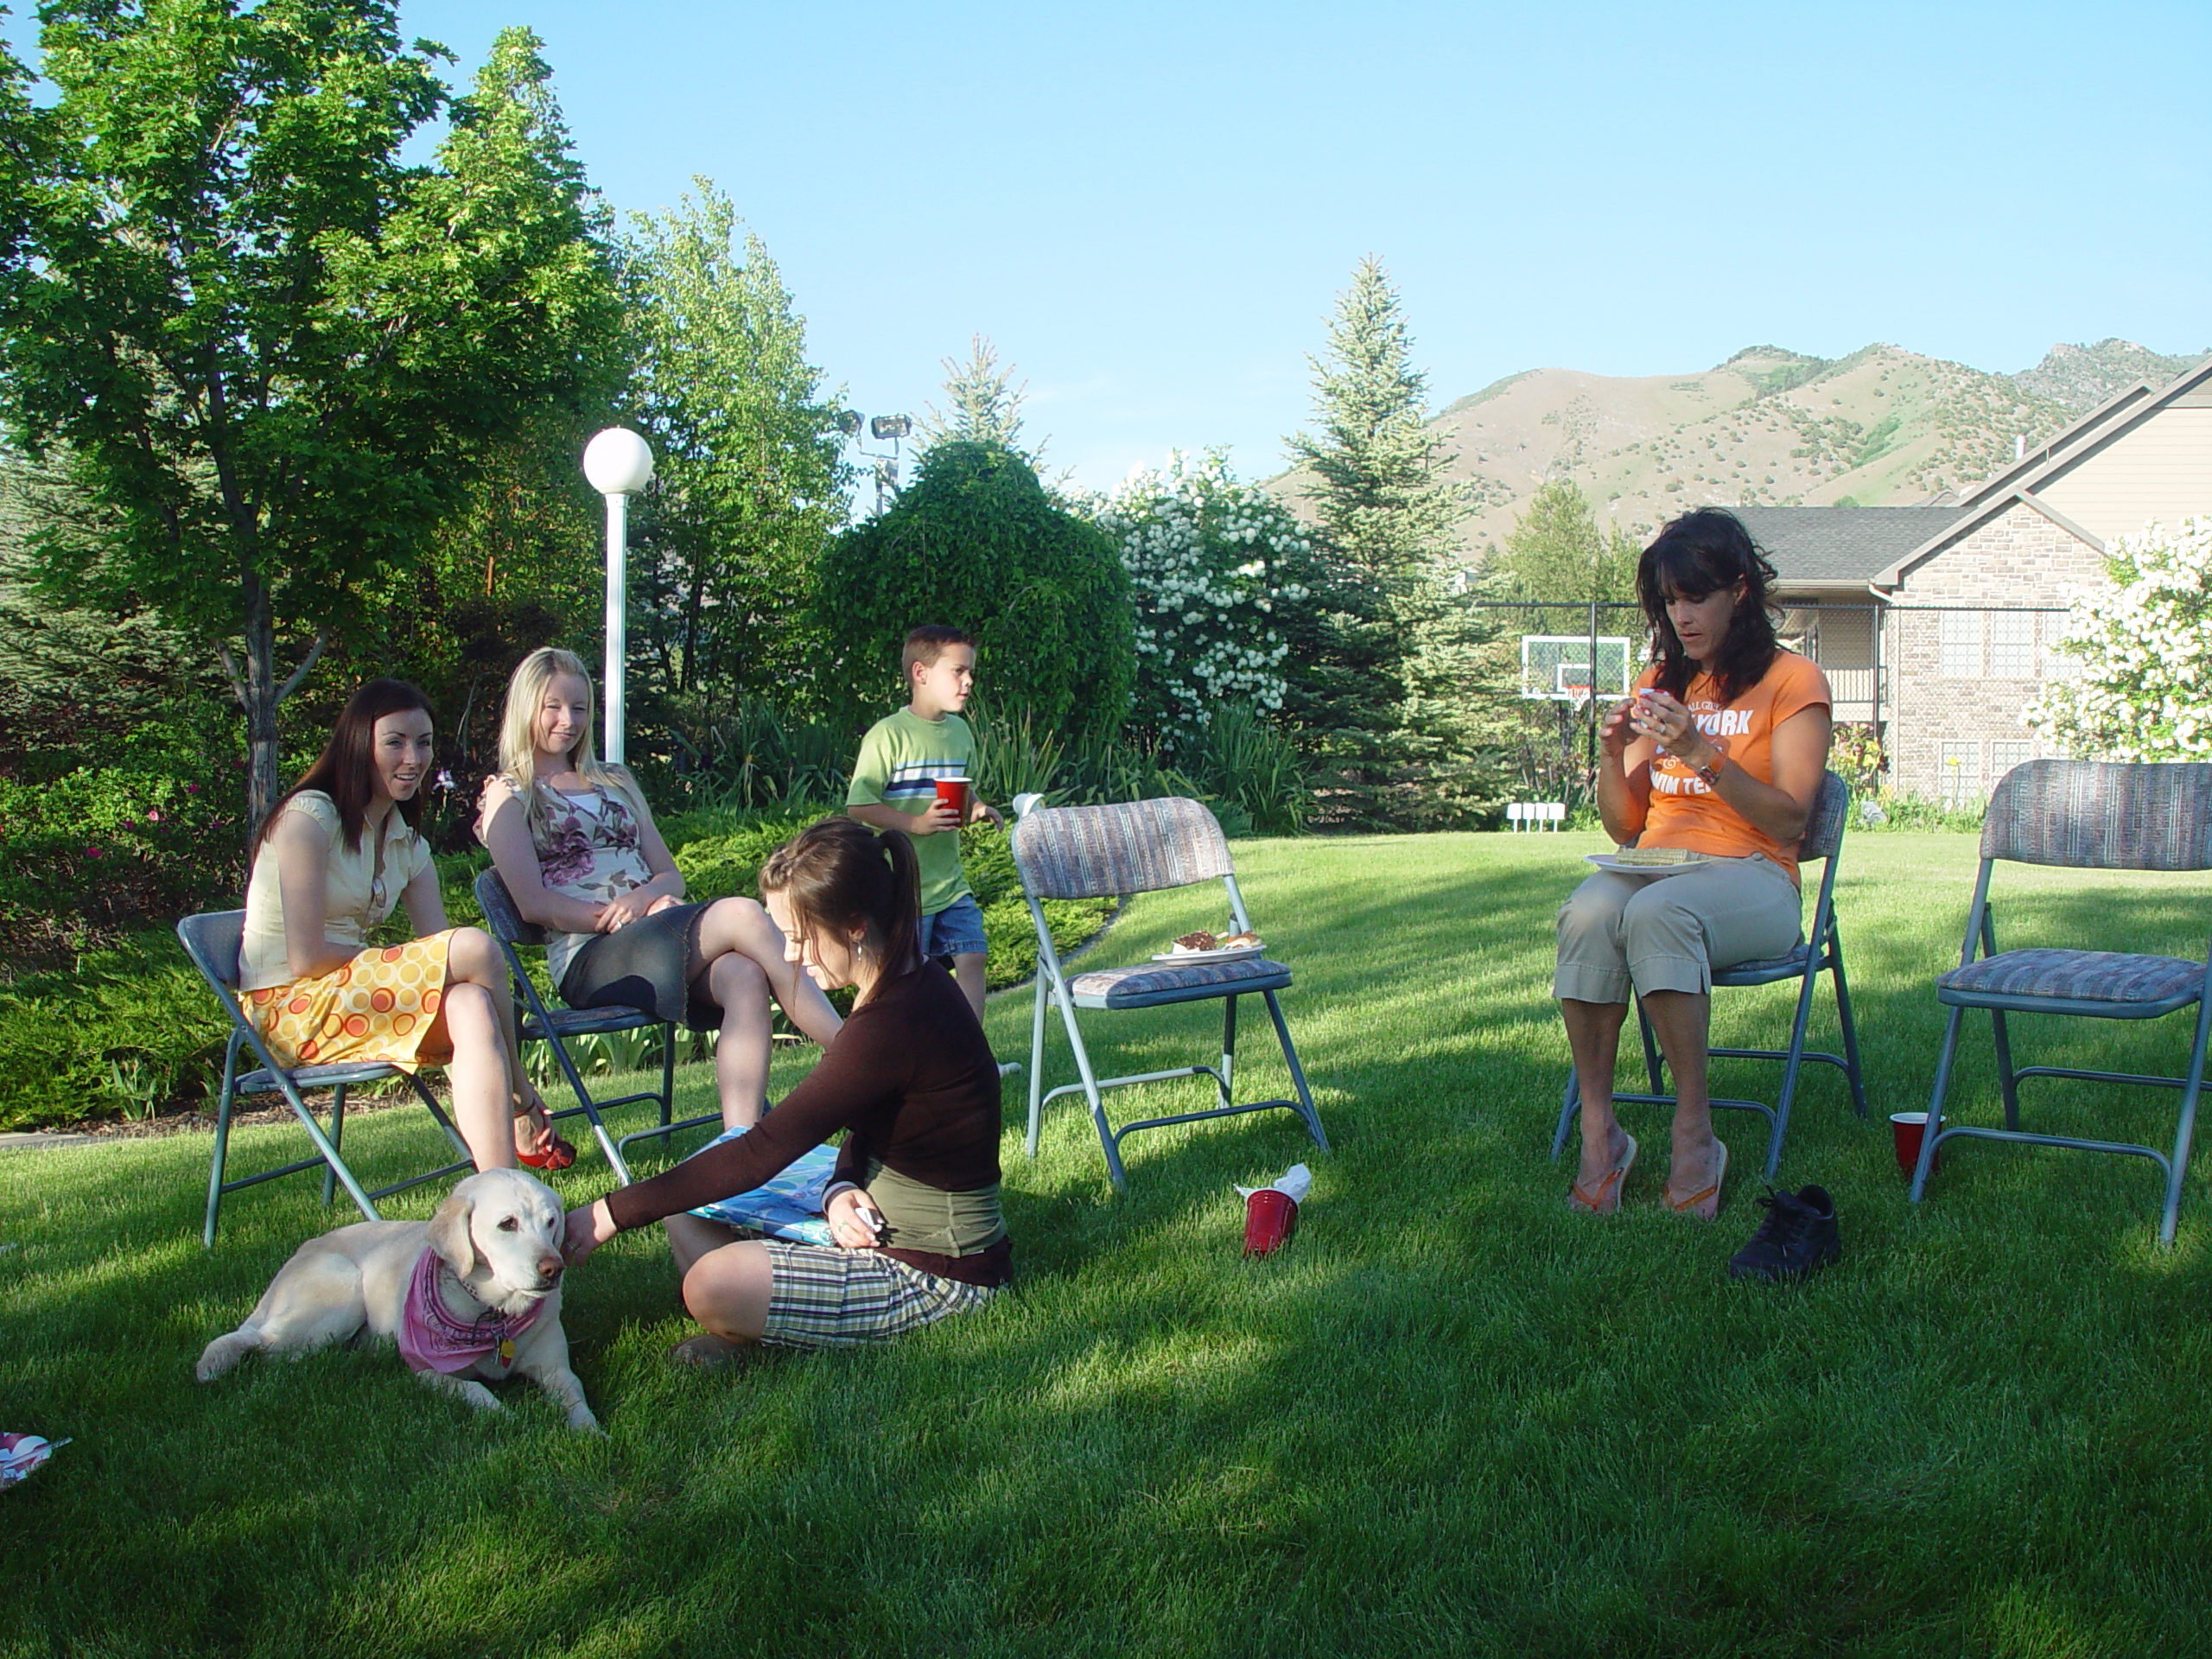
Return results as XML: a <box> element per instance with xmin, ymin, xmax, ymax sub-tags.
<box><xmin>918</xmin><ymin>892</ymin><xmax>987</xmax><ymax>960</ymax></box>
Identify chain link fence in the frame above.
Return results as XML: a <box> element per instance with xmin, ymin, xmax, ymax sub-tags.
<box><xmin>1471</xmin><ymin>601</ymin><xmax>2075</xmax><ymax>812</ymax></box>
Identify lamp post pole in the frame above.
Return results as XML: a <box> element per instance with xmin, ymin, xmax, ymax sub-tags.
<box><xmin>581</xmin><ymin>428</ymin><xmax>655</xmax><ymax>766</ymax></box>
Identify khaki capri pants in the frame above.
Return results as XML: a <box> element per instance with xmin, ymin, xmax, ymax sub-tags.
<box><xmin>1554</xmin><ymin>855</ymin><xmax>1803</xmax><ymax>1004</ymax></box>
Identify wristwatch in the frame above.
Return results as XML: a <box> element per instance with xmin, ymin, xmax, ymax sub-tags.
<box><xmin>1694</xmin><ymin>745</ymin><xmax>1727</xmax><ymax>788</ymax></box>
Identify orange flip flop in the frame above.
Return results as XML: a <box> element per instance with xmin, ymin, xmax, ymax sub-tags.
<box><xmin>1568</xmin><ymin>1132</ymin><xmax>1638</xmax><ymax>1217</ymax></box>
<box><xmin>1666</xmin><ymin>1140</ymin><xmax>1729</xmax><ymax>1220</ymax></box>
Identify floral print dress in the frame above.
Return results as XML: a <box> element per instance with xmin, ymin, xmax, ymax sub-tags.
<box><xmin>530</xmin><ymin>782</ymin><xmax>655</xmax><ymax>986</ymax></box>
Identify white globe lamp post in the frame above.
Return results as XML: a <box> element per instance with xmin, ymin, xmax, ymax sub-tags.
<box><xmin>581</xmin><ymin>428</ymin><xmax>655</xmax><ymax>765</ymax></box>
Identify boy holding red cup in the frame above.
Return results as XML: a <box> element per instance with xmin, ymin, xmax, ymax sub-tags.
<box><xmin>847</xmin><ymin>626</ymin><xmax>1004</xmax><ymax>1024</ymax></box>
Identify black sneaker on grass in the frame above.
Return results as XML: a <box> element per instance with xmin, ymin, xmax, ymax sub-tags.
<box><xmin>1727</xmin><ymin>1184</ymin><xmax>1840</xmax><ymax>1281</ymax></box>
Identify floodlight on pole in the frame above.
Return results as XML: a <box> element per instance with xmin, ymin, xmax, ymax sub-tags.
<box><xmin>581</xmin><ymin>427</ymin><xmax>655</xmax><ymax>765</ymax></box>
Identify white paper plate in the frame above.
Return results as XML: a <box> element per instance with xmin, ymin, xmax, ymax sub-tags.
<box><xmin>1150</xmin><ymin>944</ymin><xmax>1268</xmax><ymax>963</ymax></box>
<box><xmin>1584</xmin><ymin>854</ymin><xmax>1712</xmax><ymax>880</ymax></box>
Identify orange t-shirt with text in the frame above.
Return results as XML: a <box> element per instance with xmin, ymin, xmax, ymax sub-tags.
<box><xmin>1635</xmin><ymin>651</ymin><xmax>1831</xmax><ymax>881</ymax></box>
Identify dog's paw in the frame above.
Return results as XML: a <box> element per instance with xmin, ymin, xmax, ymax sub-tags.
<box><xmin>566</xmin><ymin>1407</ymin><xmax>605</xmax><ymax>1436</ymax></box>
<box><xmin>195</xmin><ymin>1334</ymin><xmax>250</xmax><ymax>1382</ymax></box>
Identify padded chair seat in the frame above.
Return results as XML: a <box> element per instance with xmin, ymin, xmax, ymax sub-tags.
<box><xmin>1071</xmin><ymin>956</ymin><xmax>1293</xmax><ymax>1009</ymax></box>
<box><xmin>1937</xmin><ymin>948</ymin><xmax>2205</xmax><ymax>1008</ymax></box>
<box><xmin>1713</xmin><ymin>941</ymin><xmax>1812</xmax><ymax>987</ymax></box>
<box><xmin>238</xmin><ymin>1059</ymin><xmax>410</xmax><ymax>1095</ymax></box>
<box><xmin>520</xmin><ymin>1003</ymin><xmax>661</xmax><ymax>1040</ymax></box>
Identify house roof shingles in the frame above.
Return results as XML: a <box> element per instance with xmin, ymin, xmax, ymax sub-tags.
<box><xmin>1732</xmin><ymin>505</ymin><xmax>1972</xmax><ymax>586</ymax></box>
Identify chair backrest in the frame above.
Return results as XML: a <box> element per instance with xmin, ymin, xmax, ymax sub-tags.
<box><xmin>474</xmin><ymin>867</ymin><xmax>546</xmax><ymax>947</ymax></box>
<box><xmin>176</xmin><ymin>910</ymin><xmax>247</xmax><ymax>995</ymax></box>
<box><xmin>1507</xmin><ymin>803</ymin><xmax>1524</xmax><ymax>824</ymax></box>
<box><xmin>1981</xmin><ymin>759</ymin><xmax>2212</xmax><ymax>872</ymax></box>
<box><xmin>1011</xmin><ymin>796</ymin><xmax>1234</xmax><ymax>900</ymax></box>
<box><xmin>1796</xmin><ymin>771</ymin><xmax>1850</xmax><ymax>866</ymax></box>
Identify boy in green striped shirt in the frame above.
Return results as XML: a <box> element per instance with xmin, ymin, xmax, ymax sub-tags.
<box><xmin>846</xmin><ymin>626</ymin><xmax>1003</xmax><ymax>1025</ymax></box>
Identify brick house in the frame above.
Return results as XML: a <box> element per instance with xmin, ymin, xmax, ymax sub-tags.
<box><xmin>1733</xmin><ymin>352</ymin><xmax>2212</xmax><ymax>802</ymax></box>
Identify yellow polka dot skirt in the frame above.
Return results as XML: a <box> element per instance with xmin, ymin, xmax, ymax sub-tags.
<box><xmin>241</xmin><ymin>932</ymin><xmax>457</xmax><ymax>1071</ymax></box>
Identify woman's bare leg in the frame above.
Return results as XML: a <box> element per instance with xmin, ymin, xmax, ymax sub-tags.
<box><xmin>679</xmin><ymin>1236</ymin><xmax>775</xmax><ymax>1344</ymax></box>
<box><xmin>437</xmin><ymin>981</ymin><xmax>518</xmax><ymax>1171</ymax></box>
<box><xmin>665</xmin><ymin>1212</ymin><xmax>746</xmax><ymax>1276</ymax></box>
<box><xmin>1640</xmin><ymin>989</ymin><xmax>1722</xmax><ymax>1204</ymax></box>
<box><xmin>439</xmin><ymin>926</ymin><xmax>551</xmax><ymax>1161</ymax></box>
<box><xmin>705</xmin><ymin>952</ymin><xmax>772</xmax><ymax>1129</ymax></box>
<box><xmin>1562</xmin><ymin>996</ymin><xmax>1632</xmax><ymax>1190</ymax></box>
<box><xmin>688</xmin><ymin>898</ymin><xmax>844</xmax><ymax>1129</ymax></box>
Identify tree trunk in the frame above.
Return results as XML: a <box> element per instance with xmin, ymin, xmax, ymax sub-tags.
<box><xmin>241</xmin><ymin>569</ymin><xmax>282</xmax><ymax>836</ymax></box>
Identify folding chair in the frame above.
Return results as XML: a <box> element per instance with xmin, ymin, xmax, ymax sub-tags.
<box><xmin>1552</xmin><ymin>770</ymin><xmax>1867</xmax><ymax>1180</ymax></box>
<box><xmin>1910</xmin><ymin>760</ymin><xmax>2212</xmax><ymax>1246</ymax></box>
<box><xmin>473</xmin><ymin>868</ymin><xmax>690</xmax><ymax>1185</ymax></box>
<box><xmin>1010</xmin><ymin>795</ymin><xmax>1328</xmax><ymax>1190</ymax></box>
<box><xmin>176</xmin><ymin>911</ymin><xmax>475</xmax><ymax>1249</ymax></box>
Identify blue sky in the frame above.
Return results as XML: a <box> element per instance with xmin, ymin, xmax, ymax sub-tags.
<box><xmin>35</xmin><ymin>3</ymin><xmax>2212</xmax><ymax>490</ymax></box>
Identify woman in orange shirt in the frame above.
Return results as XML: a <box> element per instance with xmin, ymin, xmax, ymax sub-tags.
<box><xmin>1558</xmin><ymin>510</ymin><xmax>1834</xmax><ymax>1219</ymax></box>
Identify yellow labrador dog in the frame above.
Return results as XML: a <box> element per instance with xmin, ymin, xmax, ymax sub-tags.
<box><xmin>196</xmin><ymin>1167</ymin><xmax>598</xmax><ymax>1432</ymax></box>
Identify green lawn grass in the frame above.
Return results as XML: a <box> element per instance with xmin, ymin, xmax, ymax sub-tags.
<box><xmin>5</xmin><ymin>832</ymin><xmax>2212</xmax><ymax>1656</ymax></box>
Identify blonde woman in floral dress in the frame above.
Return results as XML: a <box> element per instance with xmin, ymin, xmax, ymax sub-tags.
<box><xmin>480</xmin><ymin>648</ymin><xmax>843</xmax><ymax>1131</ymax></box>
<box><xmin>238</xmin><ymin>678</ymin><xmax>563</xmax><ymax>1170</ymax></box>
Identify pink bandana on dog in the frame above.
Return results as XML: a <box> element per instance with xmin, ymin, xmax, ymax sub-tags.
<box><xmin>397</xmin><ymin>1246</ymin><xmax>545</xmax><ymax>1375</ymax></box>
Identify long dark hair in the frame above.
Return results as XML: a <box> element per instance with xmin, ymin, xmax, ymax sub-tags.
<box><xmin>257</xmin><ymin>679</ymin><xmax>436</xmax><ymax>853</ymax></box>
<box><xmin>757</xmin><ymin>817</ymin><xmax>923</xmax><ymax>987</ymax></box>
<box><xmin>1637</xmin><ymin>508</ymin><xmax>1783</xmax><ymax>705</ymax></box>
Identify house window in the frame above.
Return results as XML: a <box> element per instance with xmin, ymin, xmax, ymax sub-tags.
<box><xmin>1939</xmin><ymin>612</ymin><xmax>1981</xmax><ymax>678</ymax></box>
<box><xmin>1990</xmin><ymin>741</ymin><xmax>2033</xmax><ymax>785</ymax></box>
<box><xmin>1939</xmin><ymin>741</ymin><xmax>1980</xmax><ymax>808</ymax></box>
<box><xmin>2041</xmin><ymin>615</ymin><xmax>2081</xmax><ymax>681</ymax></box>
<box><xmin>1989</xmin><ymin>613</ymin><xmax>2035</xmax><ymax>678</ymax></box>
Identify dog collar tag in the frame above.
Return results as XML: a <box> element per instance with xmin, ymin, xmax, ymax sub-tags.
<box><xmin>499</xmin><ymin>1338</ymin><xmax>516</xmax><ymax>1367</ymax></box>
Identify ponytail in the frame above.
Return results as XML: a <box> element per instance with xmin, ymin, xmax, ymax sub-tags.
<box><xmin>759</xmin><ymin>817</ymin><xmax>924</xmax><ymax>982</ymax></box>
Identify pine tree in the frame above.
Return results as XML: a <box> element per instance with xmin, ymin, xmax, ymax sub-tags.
<box><xmin>919</xmin><ymin>334</ymin><xmax>1032</xmax><ymax>453</ymax></box>
<box><xmin>1281</xmin><ymin>257</ymin><xmax>1476</xmax><ymax>824</ymax></box>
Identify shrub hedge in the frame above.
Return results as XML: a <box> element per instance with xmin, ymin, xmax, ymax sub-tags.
<box><xmin>0</xmin><ymin>808</ymin><xmax>1113</xmax><ymax>1131</ymax></box>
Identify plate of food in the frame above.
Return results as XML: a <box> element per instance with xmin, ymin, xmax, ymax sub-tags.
<box><xmin>1585</xmin><ymin>848</ymin><xmax>1713</xmax><ymax>879</ymax></box>
<box><xmin>1153</xmin><ymin>930</ymin><xmax>1267</xmax><ymax>963</ymax></box>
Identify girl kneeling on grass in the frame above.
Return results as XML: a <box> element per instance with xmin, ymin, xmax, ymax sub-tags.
<box><xmin>237</xmin><ymin>678</ymin><xmax>563</xmax><ymax>1171</ymax></box>
<box><xmin>479</xmin><ymin>647</ymin><xmax>842</xmax><ymax>1133</ymax></box>
<box><xmin>562</xmin><ymin>817</ymin><xmax>1010</xmax><ymax>1368</ymax></box>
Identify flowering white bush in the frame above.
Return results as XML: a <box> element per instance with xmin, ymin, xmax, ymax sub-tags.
<box><xmin>2027</xmin><ymin>518</ymin><xmax>2212</xmax><ymax>760</ymax></box>
<box><xmin>1083</xmin><ymin>451</ymin><xmax>1310</xmax><ymax>749</ymax></box>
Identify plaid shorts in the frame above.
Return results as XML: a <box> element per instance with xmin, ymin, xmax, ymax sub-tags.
<box><xmin>758</xmin><ymin>1242</ymin><xmax>1001</xmax><ymax>1350</ymax></box>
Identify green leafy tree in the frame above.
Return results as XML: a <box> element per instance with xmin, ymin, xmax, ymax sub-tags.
<box><xmin>618</xmin><ymin>181</ymin><xmax>849</xmax><ymax>764</ymax></box>
<box><xmin>1282</xmin><ymin>256</ymin><xmax>1473</xmax><ymax>823</ymax></box>
<box><xmin>0</xmin><ymin>10</ymin><xmax>620</xmax><ymax>830</ymax></box>
<box><xmin>1485</xmin><ymin>480</ymin><xmax>1642</xmax><ymax>608</ymax></box>
<box><xmin>817</xmin><ymin>442</ymin><xmax>1132</xmax><ymax>742</ymax></box>
<box><xmin>918</xmin><ymin>334</ymin><xmax>1032</xmax><ymax>454</ymax></box>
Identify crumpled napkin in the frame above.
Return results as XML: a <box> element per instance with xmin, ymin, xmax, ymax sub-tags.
<box><xmin>1235</xmin><ymin>1163</ymin><xmax>1313</xmax><ymax>1205</ymax></box>
<box><xmin>1</xmin><ymin>1433</ymin><xmax>67</xmax><ymax>1491</ymax></box>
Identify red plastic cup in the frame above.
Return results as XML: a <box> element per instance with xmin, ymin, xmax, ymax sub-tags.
<box><xmin>1243</xmin><ymin>1188</ymin><xmax>1298</xmax><ymax>1256</ymax></box>
<box><xmin>1891</xmin><ymin>1111</ymin><xmax>1940</xmax><ymax>1176</ymax></box>
<box><xmin>933</xmin><ymin>778</ymin><xmax>969</xmax><ymax>817</ymax></box>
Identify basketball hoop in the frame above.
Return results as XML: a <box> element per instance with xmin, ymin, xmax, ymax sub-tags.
<box><xmin>1521</xmin><ymin>635</ymin><xmax>1633</xmax><ymax>703</ymax></box>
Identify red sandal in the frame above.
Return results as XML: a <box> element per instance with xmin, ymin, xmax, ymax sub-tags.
<box><xmin>518</xmin><ymin>1135</ymin><xmax>576</xmax><ymax>1172</ymax></box>
<box><xmin>1567</xmin><ymin>1131</ymin><xmax>1637</xmax><ymax>1217</ymax></box>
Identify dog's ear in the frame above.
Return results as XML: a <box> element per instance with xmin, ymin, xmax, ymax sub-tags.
<box><xmin>427</xmin><ymin>1186</ymin><xmax>477</xmax><ymax>1277</ymax></box>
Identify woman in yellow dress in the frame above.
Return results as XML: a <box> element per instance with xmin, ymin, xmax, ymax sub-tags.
<box><xmin>237</xmin><ymin>678</ymin><xmax>568</xmax><ymax>1170</ymax></box>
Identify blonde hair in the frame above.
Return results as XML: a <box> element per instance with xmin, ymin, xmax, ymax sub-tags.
<box><xmin>496</xmin><ymin>647</ymin><xmax>644</xmax><ymax>841</ymax></box>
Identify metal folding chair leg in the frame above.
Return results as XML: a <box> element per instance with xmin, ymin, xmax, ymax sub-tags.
<box><xmin>1910</xmin><ymin>1005</ymin><xmax>1968</xmax><ymax>1204</ymax></box>
<box><xmin>1262</xmin><ymin>990</ymin><xmax>1327</xmax><ymax>1153</ymax></box>
<box><xmin>1830</xmin><ymin>933</ymin><xmax>1869</xmax><ymax>1119</ymax></box>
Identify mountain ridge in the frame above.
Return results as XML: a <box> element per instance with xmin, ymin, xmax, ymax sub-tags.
<box><xmin>1281</xmin><ymin>338</ymin><xmax>2206</xmax><ymax>556</ymax></box>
